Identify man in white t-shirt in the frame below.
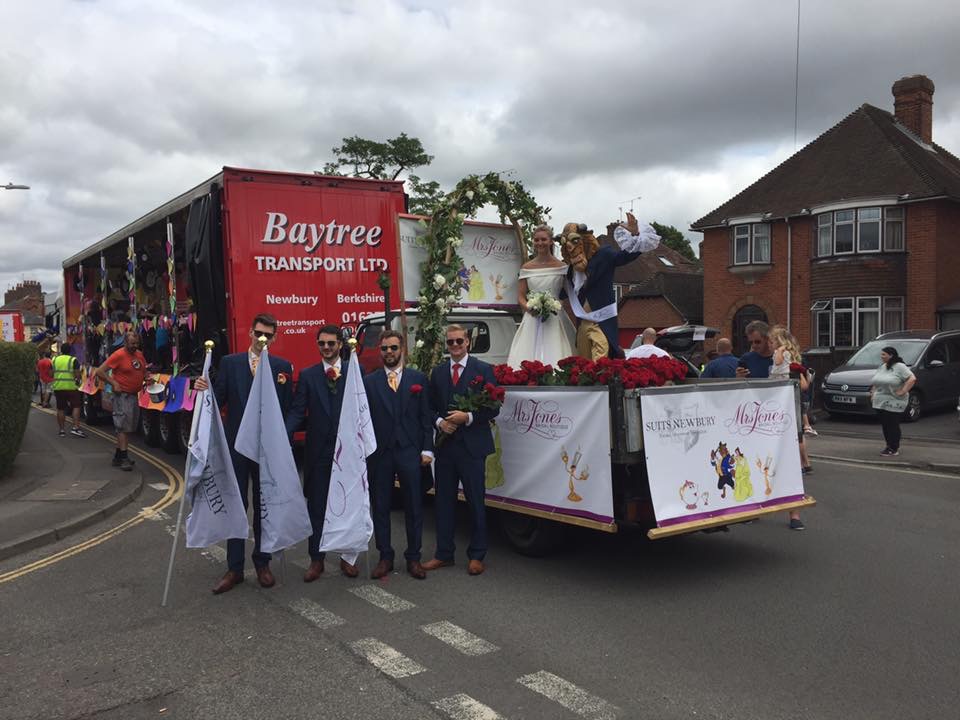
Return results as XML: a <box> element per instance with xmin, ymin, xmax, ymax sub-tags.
<box><xmin>625</xmin><ymin>327</ymin><xmax>670</xmax><ymax>359</ymax></box>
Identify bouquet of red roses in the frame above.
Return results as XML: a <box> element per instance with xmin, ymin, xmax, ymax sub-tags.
<box><xmin>436</xmin><ymin>375</ymin><xmax>505</xmax><ymax>447</ymax></box>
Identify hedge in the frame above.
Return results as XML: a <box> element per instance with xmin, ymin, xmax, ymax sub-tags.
<box><xmin>0</xmin><ymin>342</ymin><xmax>38</xmax><ymax>478</ymax></box>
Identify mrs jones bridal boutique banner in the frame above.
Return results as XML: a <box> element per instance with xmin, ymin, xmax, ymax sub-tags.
<box><xmin>398</xmin><ymin>215</ymin><xmax>522</xmax><ymax>308</ymax></box>
<box><xmin>490</xmin><ymin>387</ymin><xmax>613</xmax><ymax>524</ymax></box>
<box><xmin>639</xmin><ymin>381</ymin><xmax>806</xmax><ymax>527</ymax></box>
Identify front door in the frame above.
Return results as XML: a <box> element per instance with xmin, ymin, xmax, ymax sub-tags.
<box><xmin>732</xmin><ymin>305</ymin><xmax>767</xmax><ymax>356</ymax></box>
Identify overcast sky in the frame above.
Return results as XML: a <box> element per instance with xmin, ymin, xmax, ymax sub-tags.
<box><xmin>1</xmin><ymin>0</ymin><xmax>958</xmax><ymax>296</ymax></box>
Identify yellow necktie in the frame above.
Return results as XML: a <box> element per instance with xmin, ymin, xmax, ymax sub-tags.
<box><xmin>251</xmin><ymin>356</ymin><xmax>259</xmax><ymax>374</ymax></box>
<box><xmin>388</xmin><ymin>371</ymin><xmax>398</xmax><ymax>392</ymax></box>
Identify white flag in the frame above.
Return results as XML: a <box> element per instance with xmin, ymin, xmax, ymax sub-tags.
<box><xmin>319</xmin><ymin>351</ymin><xmax>377</xmax><ymax>563</ymax></box>
<box><xmin>235</xmin><ymin>346</ymin><xmax>313</xmax><ymax>554</ymax></box>
<box><xmin>185</xmin><ymin>352</ymin><xmax>249</xmax><ymax>548</ymax></box>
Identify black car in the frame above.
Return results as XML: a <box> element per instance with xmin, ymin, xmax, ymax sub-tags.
<box><xmin>822</xmin><ymin>330</ymin><xmax>960</xmax><ymax>422</ymax></box>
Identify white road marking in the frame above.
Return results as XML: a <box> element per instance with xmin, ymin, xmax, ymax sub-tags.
<box><xmin>517</xmin><ymin>671</ymin><xmax>619</xmax><ymax>720</ymax></box>
<box><xmin>421</xmin><ymin>621</ymin><xmax>499</xmax><ymax>656</ymax></box>
<box><xmin>349</xmin><ymin>638</ymin><xmax>426</xmax><ymax>678</ymax></box>
<box><xmin>289</xmin><ymin>598</ymin><xmax>346</xmax><ymax>629</ymax></box>
<box><xmin>148</xmin><ymin>482</ymin><xmax>170</xmax><ymax>492</ymax></box>
<box><xmin>433</xmin><ymin>694</ymin><xmax>505</xmax><ymax>720</ymax></box>
<box><xmin>144</xmin><ymin>508</ymin><xmax>171</xmax><ymax>521</ymax></box>
<box><xmin>348</xmin><ymin>584</ymin><xmax>415</xmax><ymax>613</ymax></box>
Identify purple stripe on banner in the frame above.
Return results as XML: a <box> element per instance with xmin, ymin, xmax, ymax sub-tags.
<box><xmin>656</xmin><ymin>494</ymin><xmax>808</xmax><ymax>527</ymax></box>
<box><xmin>486</xmin><ymin>494</ymin><xmax>614</xmax><ymax>525</ymax></box>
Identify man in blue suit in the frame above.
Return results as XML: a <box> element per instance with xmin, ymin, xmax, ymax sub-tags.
<box><xmin>561</xmin><ymin>213</ymin><xmax>661</xmax><ymax>359</ymax></box>
<box><xmin>364</xmin><ymin>330</ymin><xmax>434</xmax><ymax>580</ymax></box>
<box><xmin>285</xmin><ymin>324</ymin><xmax>359</xmax><ymax>581</ymax></box>
<box><xmin>202</xmin><ymin>313</ymin><xmax>293</xmax><ymax>595</ymax></box>
<box><xmin>423</xmin><ymin>324</ymin><xmax>500</xmax><ymax>576</ymax></box>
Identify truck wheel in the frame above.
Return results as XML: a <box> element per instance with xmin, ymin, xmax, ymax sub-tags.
<box><xmin>158</xmin><ymin>412</ymin><xmax>183</xmax><ymax>454</ymax></box>
<box><xmin>500</xmin><ymin>512</ymin><xmax>568</xmax><ymax>557</ymax></box>
<box><xmin>178</xmin><ymin>410</ymin><xmax>193</xmax><ymax>452</ymax></box>
<box><xmin>902</xmin><ymin>390</ymin><xmax>922</xmax><ymax>423</ymax></box>
<box><xmin>82</xmin><ymin>393</ymin><xmax>103</xmax><ymax>425</ymax></box>
<box><xmin>141</xmin><ymin>409</ymin><xmax>162</xmax><ymax>447</ymax></box>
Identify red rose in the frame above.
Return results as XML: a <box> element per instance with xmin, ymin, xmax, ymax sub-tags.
<box><xmin>410</xmin><ymin>384</ymin><xmax>423</xmax><ymax>395</ymax></box>
<box><xmin>326</xmin><ymin>368</ymin><xmax>338</xmax><ymax>381</ymax></box>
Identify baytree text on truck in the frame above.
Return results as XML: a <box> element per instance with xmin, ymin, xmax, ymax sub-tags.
<box><xmin>261</xmin><ymin>211</ymin><xmax>383</xmax><ymax>252</ymax></box>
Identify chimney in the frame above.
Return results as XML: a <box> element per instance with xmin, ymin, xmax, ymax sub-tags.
<box><xmin>892</xmin><ymin>74</ymin><xmax>935</xmax><ymax>144</ymax></box>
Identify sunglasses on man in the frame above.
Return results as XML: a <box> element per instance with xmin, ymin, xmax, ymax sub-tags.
<box><xmin>380</xmin><ymin>344</ymin><xmax>400</xmax><ymax>352</ymax></box>
<box><xmin>317</xmin><ymin>340</ymin><xmax>339</xmax><ymax>348</ymax></box>
<box><xmin>445</xmin><ymin>338</ymin><xmax>466</xmax><ymax>346</ymax></box>
<box><xmin>254</xmin><ymin>330</ymin><xmax>275</xmax><ymax>339</ymax></box>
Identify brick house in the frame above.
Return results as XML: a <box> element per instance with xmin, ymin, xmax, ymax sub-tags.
<box><xmin>598</xmin><ymin>226</ymin><xmax>704</xmax><ymax>348</ymax></box>
<box><xmin>691</xmin><ymin>75</ymin><xmax>960</xmax><ymax>358</ymax></box>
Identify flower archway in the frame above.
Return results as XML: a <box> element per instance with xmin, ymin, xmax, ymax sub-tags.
<box><xmin>407</xmin><ymin>172</ymin><xmax>548</xmax><ymax>371</ymax></box>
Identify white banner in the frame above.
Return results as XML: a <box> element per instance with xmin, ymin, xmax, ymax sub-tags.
<box><xmin>235</xmin><ymin>346</ymin><xmax>313</xmax><ymax>554</ymax></box>
<box><xmin>319</xmin><ymin>351</ymin><xmax>377</xmax><ymax>564</ymax></box>
<box><xmin>488</xmin><ymin>387</ymin><xmax>614</xmax><ymax>524</ymax></box>
<box><xmin>640</xmin><ymin>380</ymin><xmax>805</xmax><ymax>527</ymax></box>
<box><xmin>184</xmin><ymin>352</ymin><xmax>249</xmax><ymax>549</ymax></box>
<box><xmin>399</xmin><ymin>215</ymin><xmax>523</xmax><ymax>307</ymax></box>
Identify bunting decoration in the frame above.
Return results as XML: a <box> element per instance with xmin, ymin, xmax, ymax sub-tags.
<box><xmin>166</xmin><ymin>221</ymin><xmax>178</xmax><ymax>374</ymax></box>
<box><xmin>99</xmin><ymin>253</ymin><xmax>108</xmax><ymax>362</ymax></box>
<box><xmin>127</xmin><ymin>236</ymin><xmax>137</xmax><ymax>327</ymax></box>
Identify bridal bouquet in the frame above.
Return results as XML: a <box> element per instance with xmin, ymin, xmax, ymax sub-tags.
<box><xmin>526</xmin><ymin>291</ymin><xmax>562</xmax><ymax>322</ymax></box>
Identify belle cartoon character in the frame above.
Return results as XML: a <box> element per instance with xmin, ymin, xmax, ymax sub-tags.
<box><xmin>733</xmin><ymin>447</ymin><xmax>753</xmax><ymax>501</ymax></box>
<box><xmin>468</xmin><ymin>265</ymin><xmax>485</xmax><ymax>301</ymax></box>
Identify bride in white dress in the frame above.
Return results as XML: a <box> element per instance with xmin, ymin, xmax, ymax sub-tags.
<box><xmin>507</xmin><ymin>225</ymin><xmax>577</xmax><ymax>367</ymax></box>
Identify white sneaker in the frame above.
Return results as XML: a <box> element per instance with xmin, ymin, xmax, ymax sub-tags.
<box><xmin>803</xmin><ymin>426</ymin><xmax>818</xmax><ymax>436</ymax></box>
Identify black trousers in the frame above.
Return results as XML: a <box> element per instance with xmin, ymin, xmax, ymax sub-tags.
<box><xmin>226</xmin><ymin>455</ymin><xmax>271</xmax><ymax>572</ymax></box>
<box><xmin>304</xmin><ymin>463</ymin><xmax>332</xmax><ymax>561</ymax></box>
<box><xmin>878</xmin><ymin>409</ymin><xmax>902</xmax><ymax>451</ymax></box>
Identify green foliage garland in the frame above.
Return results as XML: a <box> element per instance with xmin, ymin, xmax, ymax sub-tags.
<box><xmin>408</xmin><ymin>173</ymin><xmax>548</xmax><ymax>371</ymax></box>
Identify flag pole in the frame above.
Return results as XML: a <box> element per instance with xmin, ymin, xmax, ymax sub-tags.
<box><xmin>161</xmin><ymin>340</ymin><xmax>213</xmax><ymax>607</ymax></box>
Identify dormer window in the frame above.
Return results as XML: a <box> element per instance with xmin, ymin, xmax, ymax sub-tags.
<box><xmin>731</xmin><ymin>223</ymin><xmax>771</xmax><ymax>265</ymax></box>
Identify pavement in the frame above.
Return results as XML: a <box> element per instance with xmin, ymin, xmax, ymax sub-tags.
<box><xmin>0</xmin><ymin>405</ymin><xmax>152</xmax><ymax>561</ymax></box>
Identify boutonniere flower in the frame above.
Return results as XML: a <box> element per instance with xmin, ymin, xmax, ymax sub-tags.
<box><xmin>410</xmin><ymin>384</ymin><xmax>423</xmax><ymax>395</ymax></box>
<box><xmin>326</xmin><ymin>367</ymin><xmax>339</xmax><ymax>394</ymax></box>
<box><xmin>276</xmin><ymin>372</ymin><xmax>288</xmax><ymax>385</ymax></box>
<box><xmin>470</xmin><ymin>374</ymin><xmax>484</xmax><ymax>387</ymax></box>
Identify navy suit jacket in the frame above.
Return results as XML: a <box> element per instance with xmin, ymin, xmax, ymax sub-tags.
<box><xmin>213</xmin><ymin>352</ymin><xmax>293</xmax><ymax>448</ymax></box>
<box><xmin>364</xmin><ymin>367</ymin><xmax>434</xmax><ymax>459</ymax></box>
<box><xmin>429</xmin><ymin>356</ymin><xmax>499</xmax><ymax>458</ymax></box>
<box><xmin>285</xmin><ymin>361</ymin><xmax>348</xmax><ymax>480</ymax></box>
<box><xmin>568</xmin><ymin>245</ymin><xmax>641</xmax><ymax>357</ymax></box>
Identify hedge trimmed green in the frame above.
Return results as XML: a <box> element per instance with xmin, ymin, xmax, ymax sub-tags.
<box><xmin>0</xmin><ymin>342</ymin><xmax>38</xmax><ymax>478</ymax></box>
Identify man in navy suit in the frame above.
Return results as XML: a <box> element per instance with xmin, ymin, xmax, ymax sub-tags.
<box><xmin>423</xmin><ymin>324</ymin><xmax>500</xmax><ymax>576</ymax></box>
<box><xmin>285</xmin><ymin>324</ymin><xmax>359</xmax><ymax>581</ymax></box>
<box><xmin>200</xmin><ymin>313</ymin><xmax>293</xmax><ymax>595</ymax></box>
<box><xmin>364</xmin><ymin>330</ymin><xmax>434</xmax><ymax>580</ymax></box>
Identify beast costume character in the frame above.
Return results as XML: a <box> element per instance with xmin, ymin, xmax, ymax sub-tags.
<box><xmin>561</xmin><ymin>213</ymin><xmax>661</xmax><ymax>359</ymax></box>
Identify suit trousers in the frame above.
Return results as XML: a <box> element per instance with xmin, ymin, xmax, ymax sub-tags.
<box><xmin>434</xmin><ymin>445</ymin><xmax>487</xmax><ymax>562</ymax></box>
<box><xmin>304</xmin><ymin>462</ymin><xmax>332</xmax><ymax>561</ymax></box>
<box><xmin>370</xmin><ymin>446</ymin><xmax>424</xmax><ymax>563</ymax></box>
<box><xmin>226</xmin><ymin>453</ymin><xmax>271</xmax><ymax>572</ymax></box>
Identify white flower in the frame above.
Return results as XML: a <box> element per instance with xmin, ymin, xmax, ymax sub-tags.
<box><xmin>451</xmin><ymin>236</ymin><xmax>463</xmax><ymax>248</ymax></box>
<box><xmin>418</xmin><ymin>296</ymin><xmax>429</xmax><ymax>307</ymax></box>
<box><xmin>458</xmin><ymin>212</ymin><xmax>467</xmax><ymax>220</ymax></box>
<box><xmin>435</xmin><ymin>298</ymin><xmax>446</xmax><ymax>309</ymax></box>
<box><xmin>465</xmin><ymin>190</ymin><xmax>475</xmax><ymax>200</ymax></box>
<box><xmin>447</xmin><ymin>236</ymin><xmax>458</xmax><ymax>246</ymax></box>
<box><xmin>433</xmin><ymin>274</ymin><xmax>446</xmax><ymax>289</ymax></box>
<box><xmin>505</xmin><ymin>181</ymin><xmax>515</xmax><ymax>192</ymax></box>
<box><xmin>415</xmin><ymin>339</ymin><xmax>424</xmax><ymax>348</ymax></box>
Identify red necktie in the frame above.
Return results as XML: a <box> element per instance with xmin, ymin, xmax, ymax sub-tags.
<box><xmin>452</xmin><ymin>362</ymin><xmax>461</xmax><ymax>386</ymax></box>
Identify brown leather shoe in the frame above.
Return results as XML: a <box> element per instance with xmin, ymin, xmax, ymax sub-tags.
<box><xmin>406</xmin><ymin>560</ymin><xmax>427</xmax><ymax>580</ymax></box>
<box><xmin>255</xmin><ymin>565</ymin><xmax>275</xmax><ymax>588</ymax></box>
<box><xmin>467</xmin><ymin>559</ymin><xmax>485</xmax><ymax>576</ymax></box>
<box><xmin>303</xmin><ymin>559</ymin><xmax>325</xmax><ymax>583</ymax></box>
<box><xmin>371</xmin><ymin>559</ymin><xmax>394</xmax><ymax>579</ymax></box>
<box><xmin>421</xmin><ymin>558</ymin><xmax>454</xmax><ymax>571</ymax></box>
<box><xmin>212</xmin><ymin>570</ymin><xmax>244</xmax><ymax>594</ymax></box>
<box><xmin>340</xmin><ymin>558</ymin><xmax>359</xmax><ymax>578</ymax></box>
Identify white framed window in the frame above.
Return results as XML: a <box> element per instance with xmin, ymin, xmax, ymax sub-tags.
<box><xmin>834</xmin><ymin>210</ymin><xmax>855</xmax><ymax>254</ymax></box>
<box><xmin>733</xmin><ymin>225</ymin><xmax>750</xmax><ymax>264</ymax></box>
<box><xmin>833</xmin><ymin>297</ymin><xmax>854</xmax><ymax>346</ymax></box>
<box><xmin>884</xmin><ymin>207</ymin><xmax>905</xmax><ymax>251</ymax></box>
<box><xmin>810</xmin><ymin>299</ymin><xmax>831</xmax><ymax>312</ymax></box>
<box><xmin>817</xmin><ymin>214</ymin><xmax>832</xmax><ymax>257</ymax></box>
<box><xmin>883</xmin><ymin>296</ymin><xmax>904</xmax><ymax>333</ymax></box>
<box><xmin>752</xmin><ymin>224</ymin><xmax>771</xmax><ymax>264</ymax></box>
<box><xmin>816</xmin><ymin>310</ymin><xmax>832</xmax><ymax>347</ymax></box>
<box><xmin>857</xmin><ymin>208</ymin><xmax>881</xmax><ymax>252</ymax></box>
<box><xmin>657</xmin><ymin>256</ymin><xmax>674</xmax><ymax>266</ymax></box>
<box><xmin>857</xmin><ymin>296</ymin><xmax>881</xmax><ymax>344</ymax></box>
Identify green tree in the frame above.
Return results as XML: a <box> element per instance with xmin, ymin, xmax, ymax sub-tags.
<box><xmin>321</xmin><ymin>133</ymin><xmax>444</xmax><ymax>214</ymax></box>
<box><xmin>651</xmin><ymin>221</ymin><xmax>699</xmax><ymax>263</ymax></box>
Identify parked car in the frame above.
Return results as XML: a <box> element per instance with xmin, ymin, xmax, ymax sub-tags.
<box><xmin>627</xmin><ymin>324</ymin><xmax>718</xmax><ymax>378</ymax></box>
<box><xmin>822</xmin><ymin>330</ymin><xmax>960</xmax><ymax>422</ymax></box>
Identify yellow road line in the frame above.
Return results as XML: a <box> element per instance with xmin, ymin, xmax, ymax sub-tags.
<box><xmin>0</xmin><ymin>408</ymin><xmax>185</xmax><ymax>584</ymax></box>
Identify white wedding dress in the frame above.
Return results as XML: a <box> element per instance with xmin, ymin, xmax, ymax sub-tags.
<box><xmin>507</xmin><ymin>266</ymin><xmax>577</xmax><ymax>367</ymax></box>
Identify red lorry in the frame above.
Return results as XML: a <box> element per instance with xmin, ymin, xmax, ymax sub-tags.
<box><xmin>62</xmin><ymin>167</ymin><xmax>407</xmax><ymax>451</ymax></box>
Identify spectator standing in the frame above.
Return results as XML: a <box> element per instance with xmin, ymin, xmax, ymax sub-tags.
<box><xmin>700</xmin><ymin>338</ymin><xmax>738</xmax><ymax>378</ymax></box>
<box><xmin>95</xmin><ymin>331</ymin><xmax>150</xmax><ymax>471</ymax></box>
<box><xmin>625</xmin><ymin>328</ymin><xmax>671</xmax><ymax>359</ymax></box>
<box><xmin>37</xmin><ymin>352</ymin><xmax>54</xmax><ymax>408</ymax></box>
<box><xmin>869</xmin><ymin>346</ymin><xmax>916</xmax><ymax>457</ymax></box>
<box><xmin>51</xmin><ymin>344</ymin><xmax>86</xmax><ymax>438</ymax></box>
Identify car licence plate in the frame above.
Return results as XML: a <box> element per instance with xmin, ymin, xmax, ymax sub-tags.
<box><xmin>832</xmin><ymin>395</ymin><xmax>856</xmax><ymax>404</ymax></box>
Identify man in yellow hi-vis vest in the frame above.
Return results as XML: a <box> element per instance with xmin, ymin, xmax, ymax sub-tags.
<box><xmin>52</xmin><ymin>344</ymin><xmax>86</xmax><ymax>438</ymax></box>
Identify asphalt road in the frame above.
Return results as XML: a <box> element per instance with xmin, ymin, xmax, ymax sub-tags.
<box><xmin>1</xmin><ymin>449</ymin><xmax>958</xmax><ymax>719</ymax></box>
<box><xmin>813</xmin><ymin>401</ymin><xmax>959</xmax><ymax>441</ymax></box>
